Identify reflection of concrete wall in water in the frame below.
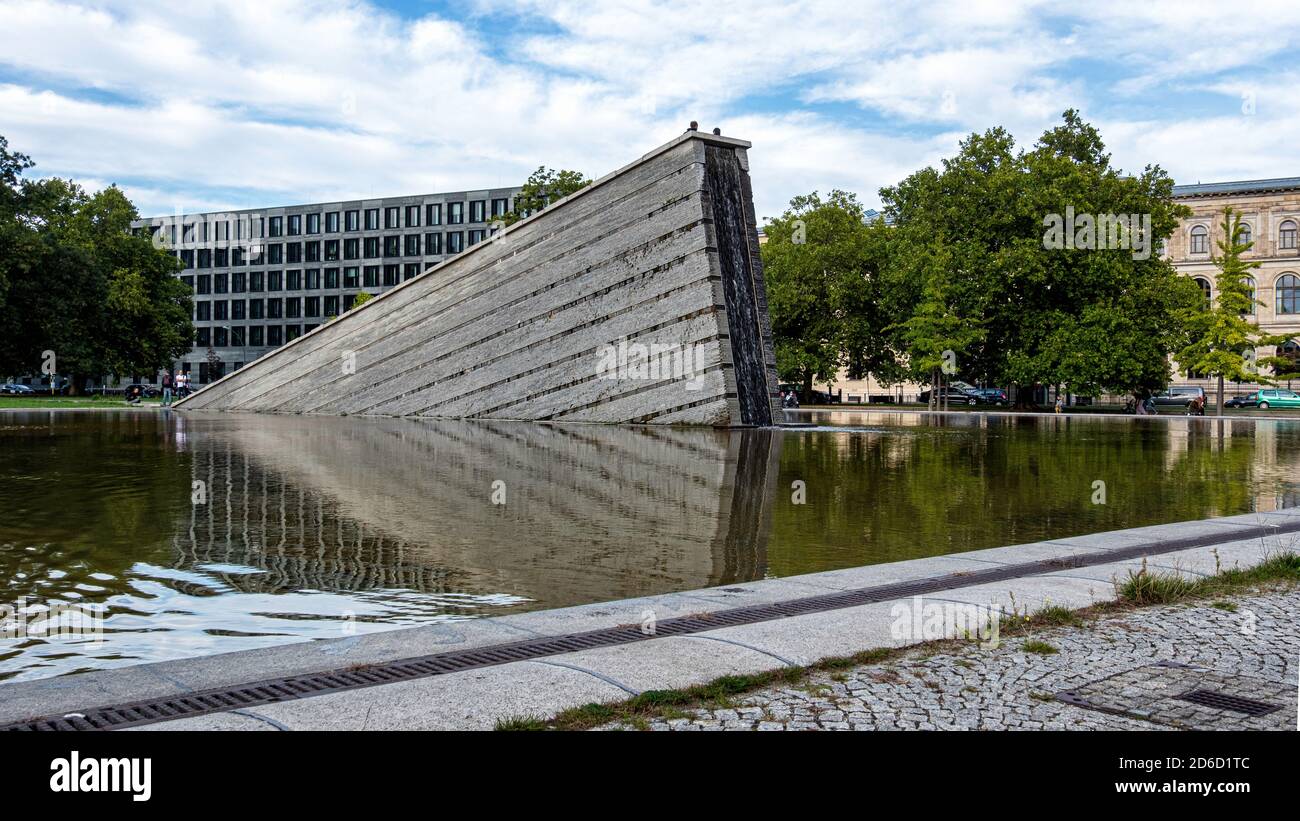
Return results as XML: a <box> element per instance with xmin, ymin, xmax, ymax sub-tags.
<box><xmin>175</xmin><ymin>415</ymin><xmax>781</xmax><ymax>607</ymax></box>
<box><xmin>176</xmin><ymin>132</ymin><xmax>782</xmax><ymax>426</ymax></box>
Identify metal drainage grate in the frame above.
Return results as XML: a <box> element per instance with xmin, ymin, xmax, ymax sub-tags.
<box><xmin>1176</xmin><ymin>689</ymin><xmax>1283</xmax><ymax>717</ymax></box>
<box><xmin>5</xmin><ymin>516</ymin><xmax>1300</xmax><ymax>731</ymax></box>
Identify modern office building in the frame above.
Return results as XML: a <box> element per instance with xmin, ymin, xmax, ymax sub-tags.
<box><xmin>133</xmin><ymin>186</ymin><xmax>522</xmax><ymax>385</ymax></box>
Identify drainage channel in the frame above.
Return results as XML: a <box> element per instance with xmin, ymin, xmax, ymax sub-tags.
<box><xmin>5</xmin><ymin>518</ymin><xmax>1296</xmax><ymax>731</ymax></box>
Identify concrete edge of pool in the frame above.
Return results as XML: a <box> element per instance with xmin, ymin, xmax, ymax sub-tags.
<box><xmin>2</xmin><ymin>509</ymin><xmax>1298</xmax><ymax>731</ymax></box>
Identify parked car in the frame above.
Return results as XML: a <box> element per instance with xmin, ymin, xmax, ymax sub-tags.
<box><xmin>124</xmin><ymin>383</ymin><xmax>161</xmax><ymax>399</ymax></box>
<box><xmin>917</xmin><ymin>386</ymin><xmax>982</xmax><ymax>406</ymax></box>
<box><xmin>970</xmin><ymin>387</ymin><xmax>1009</xmax><ymax>406</ymax></box>
<box><xmin>1</xmin><ymin>383</ymin><xmax>35</xmax><ymax>395</ymax></box>
<box><xmin>1224</xmin><ymin>392</ymin><xmax>1257</xmax><ymax>409</ymax></box>
<box><xmin>1255</xmin><ymin>389</ymin><xmax>1300</xmax><ymax>409</ymax></box>
<box><xmin>1152</xmin><ymin>386</ymin><xmax>1205</xmax><ymax>407</ymax></box>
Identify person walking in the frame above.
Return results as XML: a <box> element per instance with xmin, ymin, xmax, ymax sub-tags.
<box><xmin>161</xmin><ymin>370</ymin><xmax>173</xmax><ymax>408</ymax></box>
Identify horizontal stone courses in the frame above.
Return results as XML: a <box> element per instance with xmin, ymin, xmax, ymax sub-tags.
<box><xmin>181</xmin><ymin>144</ymin><xmax>708</xmax><ymax>411</ymax></box>
<box><xmin>347</xmin><ymin>249</ymin><xmax>720</xmax><ymax>416</ymax></box>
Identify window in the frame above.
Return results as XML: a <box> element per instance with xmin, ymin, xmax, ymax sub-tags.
<box><xmin>324</xmin><ymin>268</ymin><xmax>339</xmax><ymax>288</ymax></box>
<box><xmin>406</xmin><ymin>205</ymin><xmax>420</xmax><ymax>227</ymax></box>
<box><xmin>492</xmin><ymin>198</ymin><xmax>509</xmax><ymax>218</ymax></box>
<box><xmin>344</xmin><ymin>238</ymin><xmax>360</xmax><ymax>260</ymax></box>
<box><xmin>468</xmin><ymin>229</ymin><xmax>485</xmax><ymax>246</ymax></box>
<box><xmin>305</xmin><ymin>241</ymin><xmax>320</xmax><ymax>262</ymax></box>
<box><xmin>384</xmin><ymin>264</ymin><xmax>400</xmax><ymax>286</ymax></box>
<box><xmin>305</xmin><ymin>269</ymin><xmax>320</xmax><ymax>289</ymax></box>
<box><xmin>232</xmin><ymin>271</ymin><xmax>246</xmax><ymax>293</ymax></box>
<box><xmin>288</xmin><ymin>215</ymin><xmax>302</xmax><ymax>236</ymax></box>
<box><xmin>1190</xmin><ymin>225</ymin><xmax>1209</xmax><ymax>254</ymax></box>
<box><xmin>325</xmin><ymin>239</ymin><xmax>340</xmax><ymax>261</ymax></box>
<box><xmin>232</xmin><ymin>248</ymin><xmax>246</xmax><ymax>266</ymax></box>
<box><xmin>363</xmin><ymin>266</ymin><xmax>380</xmax><ymax>288</ymax></box>
<box><xmin>214</xmin><ymin>327</ymin><xmax>228</xmax><ymax>348</ymax></box>
<box><xmin>345</xmin><ymin>210</ymin><xmax>359</xmax><ymax>232</ymax></box>
<box><xmin>469</xmin><ymin>200</ymin><xmax>486</xmax><ymax>223</ymax></box>
<box><xmin>196</xmin><ymin>327</ymin><xmax>210</xmax><ymax>347</ymax></box>
<box><xmin>1277</xmin><ymin>340</ymin><xmax>1300</xmax><ymax>375</ymax></box>
<box><xmin>230</xmin><ymin>326</ymin><xmax>245</xmax><ymax>347</ymax></box>
<box><xmin>1277</xmin><ymin>274</ymin><xmax>1300</xmax><ymax>315</ymax></box>
<box><xmin>364</xmin><ymin>237</ymin><xmax>380</xmax><ymax>258</ymax></box>
<box><xmin>267</xmin><ymin>325</ymin><xmax>283</xmax><ymax>346</ymax></box>
<box><xmin>325</xmin><ymin>212</ymin><xmax>340</xmax><ymax>233</ymax></box>
<box><xmin>1194</xmin><ymin>276</ymin><xmax>1212</xmax><ymax>306</ymax></box>
<box><xmin>448</xmin><ymin>202</ymin><xmax>464</xmax><ymax>224</ymax></box>
<box><xmin>425</xmin><ymin>233</ymin><xmax>443</xmax><ymax>255</ymax></box>
<box><xmin>181</xmin><ymin>275</ymin><xmax>194</xmax><ymax>292</ymax></box>
<box><xmin>286</xmin><ymin>242</ymin><xmax>302</xmax><ymax>263</ymax></box>
<box><xmin>343</xmin><ymin>294</ymin><xmax>357</xmax><ymax>311</ymax></box>
<box><xmin>197</xmin><ymin>249</ymin><xmax>211</xmax><ymax>268</ymax></box>
<box><xmin>325</xmin><ymin>295</ymin><xmax>339</xmax><ymax>316</ymax></box>
<box><xmin>405</xmin><ymin>235</ymin><xmax>420</xmax><ymax>256</ymax></box>
<box><xmin>268</xmin><ymin>244</ymin><xmax>283</xmax><ymax>264</ymax></box>
<box><xmin>1281</xmin><ymin>220</ymin><xmax>1297</xmax><ymax>250</ymax></box>
<box><xmin>232</xmin><ymin>299</ymin><xmax>246</xmax><ymax>320</ymax></box>
<box><xmin>305</xmin><ymin>296</ymin><xmax>320</xmax><ymax>318</ymax></box>
<box><xmin>250</xmin><ymin>299</ymin><xmax>264</xmax><ymax>319</ymax></box>
<box><xmin>286</xmin><ymin>297</ymin><xmax>301</xmax><ymax>319</ymax></box>
<box><xmin>249</xmin><ymin>326</ymin><xmax>264</xmax><ymax>346</ymax></box>
<box><xmin>213</xmin><ymin>300</ymin><xmax>228</xmax><ymax>321</ymax></box>
<box><xmin>446</xmin><ymin>231</ymin><xmax>464</xmax><ymax>254</ymax></box>
<box><xmin>426</xmin><ymin>204</ymin><xmax>442</xmax><ymax>226</ymax></box>
<box><xmin>196</xmin><ymin>274</ymin><xmax>211</xmax><ymax>295</ymax></box>
<box><xmin>214</xmin><ymin>248</ymin><xmax>228</xmax><ymax>267</ymax></box>
<box><xmin>365</xmin><ymin>209</ymin><xmax>379</xmax><ymax>231</ymax></box>
<box><xmin>267</xmin><ymin>298</ymin><xmax>283</xmax><ymax>319</ymax></box>
<box><xmin>344</xmin><ymin>267</ymin><xmax>359</xmax><ymax>288</ymax></box>
<box><xmin>385</xmin><ymin>206</ymin><xmax>400</xmax><ymax>229</ymax></box>
<box><xmin>214</xmin><ymin>273</ymin><xmax>228</xmax><ymax>294</ymax></box>
<box><xmin>268</xmin><ymin>271</ymin><xmax>283</xmax><ymax>291</ymax></box>
<box><xmin>1245</xmin><ymin>277</ymin><xmax>1257</xmax><ymax>313</ymax></box>
<box><xmin>196</xmin><ymin>301</ymin><xmax>212</xmax><ymax>321</ymax></box>
<box><xmin>268</xmin><ymin>216</ymin><xmax>283</xmax><ymax>238</ymax></box>
<box><xmin>286</xmin><ymin>270</ymin><xmax>302</xmax><ymax>290</ymax></box>
<box><xmin>250</xmin><ymin>271</ymin><xmax>265</xmax><ymax>292</ymax></box>
<box><xmin>384</xmin><ymin>235</ymin><xmax>401</xmax><ymax>257</ymax></box>
<box><xmin>404</xmin><ymin>263</ymin><xmax>421</xmax><ymax>281</ymax></box>
<box><xmin>306</xmin><ymin>213</ymin><xmax>320</xmax><ymax>234</ymax></box>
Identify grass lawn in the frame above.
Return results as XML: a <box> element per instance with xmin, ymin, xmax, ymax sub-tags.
<box><xmin>0</xmin><ymin>395</ymin><xmax>165</xmax><ymax>409</ymax></box>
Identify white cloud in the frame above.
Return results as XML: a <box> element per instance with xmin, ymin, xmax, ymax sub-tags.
<box><xmin>0</xmin><ymin>0</ymin><xmax>1294</xmax><ymax>221</ymax></box>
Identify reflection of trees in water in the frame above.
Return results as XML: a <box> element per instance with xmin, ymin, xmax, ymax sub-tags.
<box><xmin>768</xmin><ymin>416</ymin><xmax>1300</xmax><ymax>576</ymax></box>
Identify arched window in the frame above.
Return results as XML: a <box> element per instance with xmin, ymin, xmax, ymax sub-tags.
<box><xmin>1238</xmin><ymin>221</ymin><xmax>1252</xmax><ymax>247</ymax></box>
<box><xmin>1190</xmin><ymin>225</ymin><xmax>1209</xmax><ymax>254</ymax></box>
<box><xmin>1281</xmin><ymin>220</ymin><xmax>1298</xmax><ymax>250</ymax></box>
<box><xmin>1277</xmin><ymin>274</ymin><xmax>1300</xmax><ymax>315</ymax></box>
<box><xmin>1277</xmin><ymin>339</ymin><xmax>1300</xmax><ymax>379</ymax></box>
<box><xmin>1194</xmin><ymin>276</ymin><xmax>1212</xmax><ymax>306</ymax></box>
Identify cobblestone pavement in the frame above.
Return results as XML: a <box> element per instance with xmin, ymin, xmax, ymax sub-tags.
<box><xmin>603</xmin><ymin>589</ymin><xmax>1300</xmax><ymax>731</ymax></box>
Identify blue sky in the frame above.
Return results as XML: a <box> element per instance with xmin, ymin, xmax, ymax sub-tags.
<box><xmin>1</xmin><ymin>0</ymin><xmax>1297</xmax><ymax>222</ymax></box>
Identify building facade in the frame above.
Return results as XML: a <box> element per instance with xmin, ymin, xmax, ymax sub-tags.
<box><xmin>133</xmin><ymin>186</ymin><xmax>521</xmax><ymax>385</ymax></box>
<box><xmin>1168</xmin><ymin>177</ymin><xmax>1300</xmax><ymax>387</ymax></box>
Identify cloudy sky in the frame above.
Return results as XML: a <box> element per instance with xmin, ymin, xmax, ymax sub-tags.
<box><xmin>1</xmin><ymin>0</ymin><xmax>1297</xmax><ymax>222</ymax></box>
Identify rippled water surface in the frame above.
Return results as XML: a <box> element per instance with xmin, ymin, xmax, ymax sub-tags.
<box><xmin>2</xmin><ymin>409</ymin><xmax>1297</xmax><ymax>681</ymax></box>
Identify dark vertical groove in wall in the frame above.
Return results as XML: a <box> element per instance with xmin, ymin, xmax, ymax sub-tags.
<box><xmin>705</xmin><ymin>145</ymin><xmax>772</xmax><ymax>426</ymax></box>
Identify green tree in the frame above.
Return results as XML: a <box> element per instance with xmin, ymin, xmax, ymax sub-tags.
<box><xmin>879</xmin><ymin>110</ymin><xmax>1199</xmax><ymax>405</ymax></box>
<box><xmin>494</xmin><ymin>166</ymin><xmax>591</xmax><ymax>227</ymax></box>
<box><xmin>1177</xmin><ymin>207</ymin><xmax>1280</xmax><ymax>414</ymax></box>
<box><xmin>890</xmin><ymin>262</ymin><xmax>983</xmax><ymax>410</ymax></box>
<box><xmin>761</xmin><ymin>190</ymin><xmax>890</xmax><ymax>399</ymax></box>
<box><xmin>0</xmin><ymin>135</ymin><xmax>191</xmax><ymax>391</ymax></box>
<box><xmin>350</xmin><ymin>291</ymin><xmax>374</xmax><ymax>309</ymax></box>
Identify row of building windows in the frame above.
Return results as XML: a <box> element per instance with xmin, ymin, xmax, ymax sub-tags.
<box><xmin>1187</xmin><ymin>220</ymin><xmax>1298</xmax><ymax>254</ymax></box>
<box><xmin>196</xmin><ymin>324</ymin><xmax>326</xmax><ymax>349</ymax></box>
<box><xmin>1191</xmin><ymin>272</ymin><xmax>1300</xmax><ymax>313</ymax></box>
<box><xmin>172</xmin><ymin>230</ymin><xmax>490</xmax><ymax>269</ymax></box>
<box><xmin>183</xmin><ymin>264</ymin><xmax>428</xmax><ymax>296</ymax></box>
<box><xmin>162</xmin><ymin>200</ymin><xmax>512</xmax><ymax>246</ymax></box>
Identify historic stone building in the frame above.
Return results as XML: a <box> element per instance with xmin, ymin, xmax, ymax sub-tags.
<box><xmin>1168</xmin><ymin>177</ymin><xmax>1300</xmax><ymax>387</ymax></box>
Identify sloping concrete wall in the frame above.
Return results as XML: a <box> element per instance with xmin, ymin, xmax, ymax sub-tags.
<box><xmin>175</xmin><ymin>132</ymin><xmax>782</xmax><ymax>426</ymax></box>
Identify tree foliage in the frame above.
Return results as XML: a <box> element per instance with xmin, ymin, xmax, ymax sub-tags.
<box><xmin>0</xmin><ymin>134</ymin><xmax>191</xmax><ymax>390</ymax></box>
<box><xmin>495</xmin><ymin>166</ymin><xmax>591</xmax><ymax>227</ymax></box>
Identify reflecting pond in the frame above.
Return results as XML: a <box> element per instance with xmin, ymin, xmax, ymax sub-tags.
<box><xmin>2</xmin><ymin>408</ymin><xmax>1297</xmax><ymax>681</ymax></box>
